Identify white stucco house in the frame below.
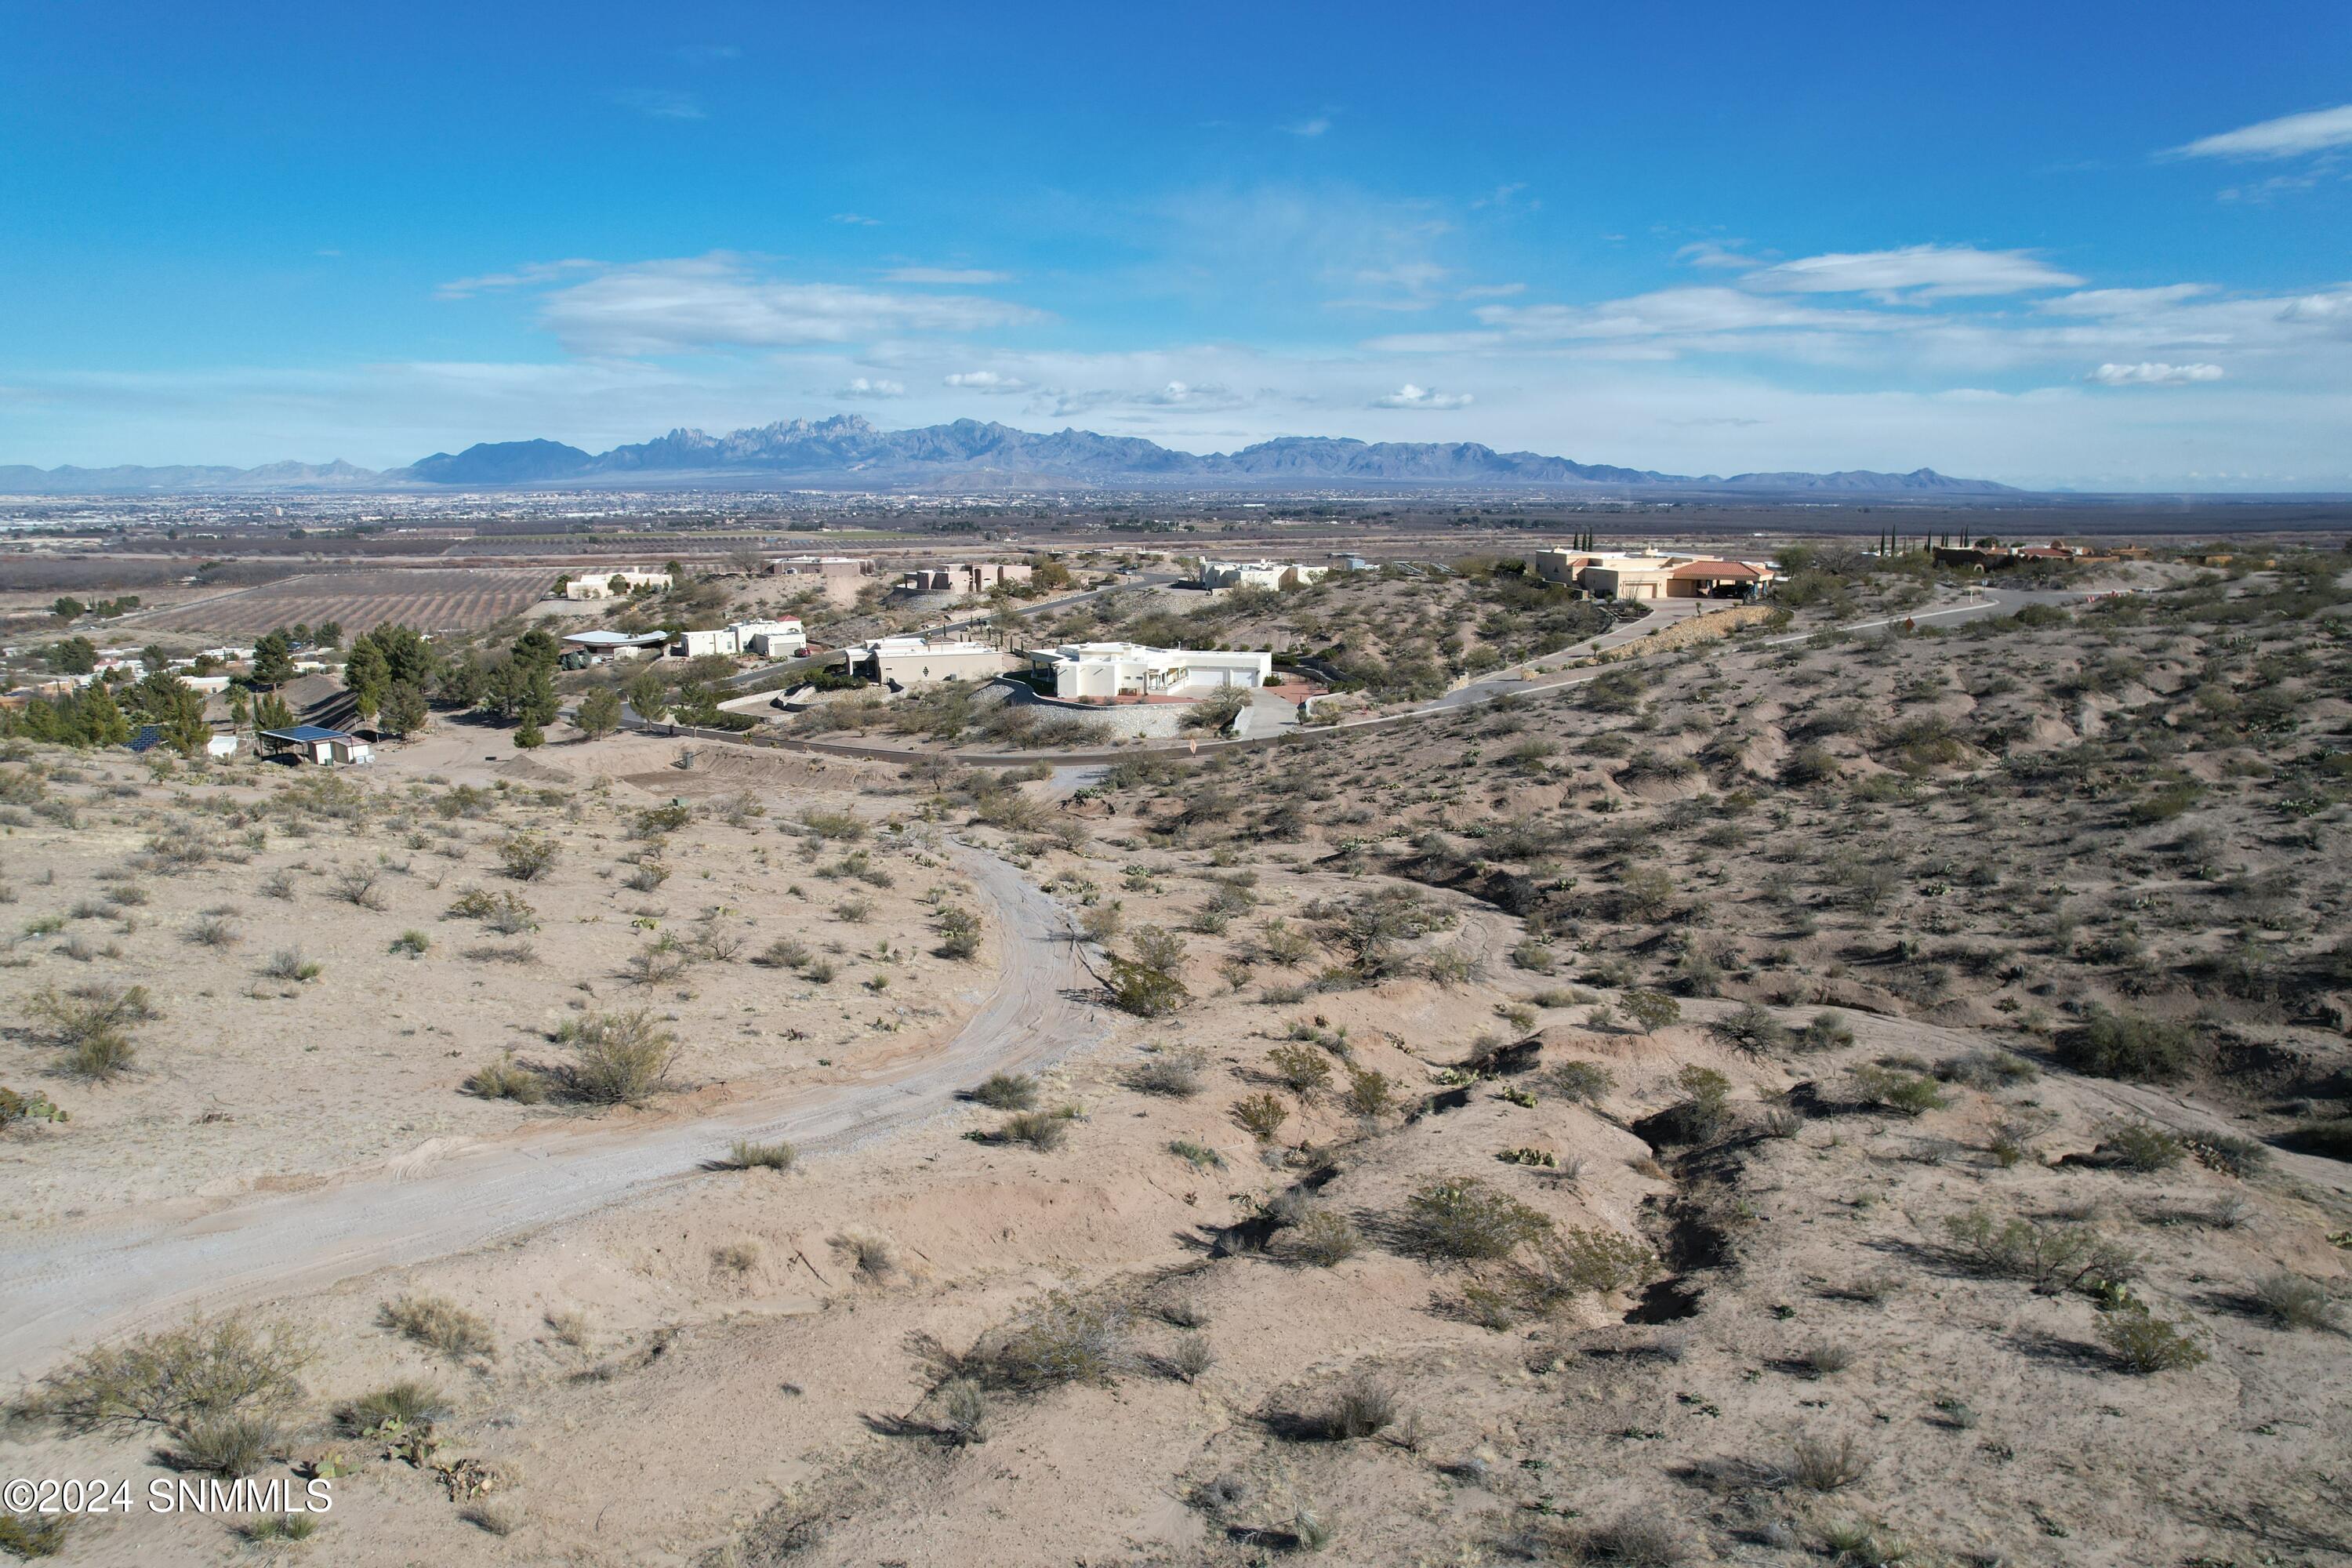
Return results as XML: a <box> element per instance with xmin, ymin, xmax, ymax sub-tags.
<box><xmin>1028</xmin><ymin>641</ymin><xmax>1273</xmax><ymax>702</ymax></box>
<box><xmin>669</xmin><ymin>619</ymin><xmax>808</xmax><ymax>659</ymax></box>
<box><xmin>1197</xmin><ymin>559</ymin><xmax>1329</xmax><ymax>591</ymax></box>
<box><xmin>844</xmin><ymin>637</ymin><xmax>1007</xmax><ymax>688</ymax></box>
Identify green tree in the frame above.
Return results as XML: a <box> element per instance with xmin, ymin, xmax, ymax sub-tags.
<box><xmin>140</xmin><ymin>644</ymin><xmax>170</xmax><ymax>674</ymax></box>
<box><xmin>437</xmin><ymin>653</ymin><xmax>488</xmax><ymax>710</ymax></box>
<box><xmin>314</xmin><ymin>620</ymin><xmax>344</xmax><ymax>648</ymax></box>
<box><xmin>355</xmin><ymin>622</ymin><xmax>435</xmax><ymax>689</ymax></box>
<box><xmin>254</xmin><ymin>691</ymin><xmax>296</xmax><ymax>733</ymax></box>
<box><xmin>514</xmin><ymin>717</ymin><xmax>545</xmax><ymax>750</ymax></box>
<box><xmin>343</xmin><ymin>641</ymin><xmax>391</xmax><ymax>721</ymax></box>
<box><xmin>126</xmin><ymin>672</ymin><xmax>209</xmax><ymax>757</ymax></box>
<box><xmin>51</xmin><ymin>596</ymin><xmax>85</xmax><ymax>619</ymax></box>
<box><xmin>74</xmin><ymin>682</ymin><xmax>132</xmax><ymax>747</ymax></box>
<box><xmin>575</xmin><ymin>687</ymin><xmax>623</xmax><ymax>739</ymax></box>
<box><xmin>45</xmin><ymin>637</ymin><xmax>97</xmax><ymax>674</ymax></box>
<box><xmin>251</xmin><ymin>631</ymin><xmax>296</xmax><ymax>687</ymax></box>
<box><xmin>512</xmin><ymin>626</ymin><xmax>561</xmax><ymax>674</ymax></box>
<box><xmin>1621</xmin><ymin>989</ymin><xmax>1682</xmax><ymax>1036</ymax></box>
<box><xmin>379</xmin><ymin>681</ymin><xmax>429</xmax><ymax>739</ymax></box>
<box><xmin>624</xmin><ymin>667</ymin><xmax>669</xmax><ymax>722</ymax></box>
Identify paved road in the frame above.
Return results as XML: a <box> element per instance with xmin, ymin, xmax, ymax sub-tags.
<box><xmin>0</xmin><ymin>847</ymin><xmax>1105</xmax><ymax>1376</ymax></box>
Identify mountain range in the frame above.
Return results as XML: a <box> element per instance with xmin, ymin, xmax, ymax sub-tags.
<box><xmin>0</xmin><ymin>416</ymin><xmax>2023</xmax><ymax>496</ymax></box>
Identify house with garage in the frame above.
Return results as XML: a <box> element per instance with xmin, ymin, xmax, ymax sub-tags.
<box><xmin>563</xmin><ymin>569</ymin><xmax>672</xmax><ymax>601</ymax></box>
<box><xmin>668</xmin><ymin>619</ymin><xmax>808</xmax><ymax>660</ymax></box>
<box><xmin>560</xmin><ymin>630</ymin><xmax>669</xmax><ymax>668</ymax></box>
<box><xmin>1027</xmin><ymin>641</ymin><xmax>1273</xmax><ymax>702</ymax></box>
<box><xmin>1526</xmin><ymin>548</ymin><xmax>1777</xmax><ymax>601</ymax></box>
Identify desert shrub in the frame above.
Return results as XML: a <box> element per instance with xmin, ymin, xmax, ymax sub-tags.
<box><xmin>1000</xmin><ymin>1109</ymin><xmax>1069</xmax><ymax>1150</ymax></box>
<box><xmin>172</xmin><ymin>1414</ymin><xmax>281</xmax><ymax>1477</ymax></box>
<box><xmin>799</xmin><ymin>808</ymin><xmax>867</xmax><ymax>843</ymax></box>
<box><xmin>623</xmin><ymin>860</ymin><xmax>670</xmax><ymax>893</ymax></box>
<box><xmin>1287</xmin><ymin>1209</ymin><xmax>1363</xmax><ymax>1267</ymax></box>
<box><xmin>465</xmin><ymin>1054</ymin><xmax>545</xmax><ymax>1104</ymax></box>
<box><xmin>1798</xmin><ymin>1012</ymin><xmax>1855</xmax><ymax>1052</ymax></box>
<box><xmin>935</xmin><ymin>906</ymin><xmax>982</xmax><ymax>960</ymax></box>
<box><xmin>1803</xmin><ymin>1340</ymin><xmax>1855</xmax><ymax>1377</ymax></box>
<box><xmin>2096</xmin><ymin>1121</ymin><xmax>2186</xmax><ymax>1173</ymax></box>
<box><xmin>1574</xmin><ymin>1516</ymin><xmax>1688</xmax><ymax>1566</ymax></box>
<box><xmin>1170</xmin><ymin>1138</ymin><xmax>1225</xmax><ymax>1169</ymax></box>
<box><xmin>2058</xmin><ymin>1011</ymin><xmax>2201</xmax><ymax>1082</ymax></box>
<box><xmin>14</xmin><ymin>1314</ymin><xmax>310</xmax><ymax>1440</ymax></box>
<box><xmin>729</xmin><ymin>1138</ymin><xmax>797</xmax><ymax>1171</ymax></box>
<box><xmin>1343</xmin><ymin>1065</ymin><xmax>1396</xmax><ymax>1118</ymax></box>
<box><xmin>187</xmin><ymin>914</ymin><xmax>241</xmax><ymax>948</ymax></box>
<box><xmin>1937</xmin><ymin>1048</ymin><xmax>2038</xmax><ymax>1088</ymax></box>
<box><xmin>1108</xmin><ymin>926</ymin><xmax>1189</xmax><ymax>1016</ymax></box>
<box><xmin>563</xmin><ymin>1010</ymin><xmax>678</xmax><ymax>1104</ymax></box>
<box><xmin>336</xmin><ymin>1378</ymin><xmax>446</xmax><ymax>1435</ymax></box>
<box><xmin>1941</xmin><ymin>1209</ymin><xmax>2136</xmax><ymax>1294</ymax></box>
<box><xmin>1398</xmin><ymin>1176</ymin><xmax>1553</xmax><ymax>1262</ymax></box>
<box><xmin>1301</xmin><ymin>1371</ymin><xmax>1396</xmax><ymax>1440</ymax></box>
<box><xmin>833</xmin><ymin>1228</ymin><xmax>898</xmax><ymax>1281</ymax></box>
<box><xmin>935</xmin><ymin>1377</ymin><xmax>989</xmax><ymax>1445</ymax></box>
<box><xmin>389</xmin><ymin>929</ymin><xmax>430</xmax><ymax>956</ymax></box>
<box><xmin>971</xmin><ymin>1072</ymin><xmax>1039</xmax><ymax>1110</ymax></box>
<box><xmin>1265</xmin><ymin>1043</ymin><xmax>1333</xmax><ymax>1098</ymax></box>
<box><xmin>495</xmin><ymin>833</ymin><xmax>559</xmax><ymax>882</ymax></box>
<box><xmin>1547</xmin><ymin>1060</ymin><xmax>1614</xmax><ymax>1106</ymax></box>
<box><xmin>1167</xmin><ymin>1334</ymin><xmax>1215</xmax><ymax>1383</ymax></box>
<box><xmin>1620</xmin><ymin>988</ymin><xmax>1682</xmax><ymax>1035</ymax></box>
<box><xmin>2098</xmin><ymin>1307</ymin><xmax>2207</xmax><ymax>1373</ymax></box>
<box><xmin>753</xmin><ymin>936</ymin><xmax>811</xmax><ymax>970</ymax></box>
<box><xmin>1232</xmin><ymin>1092</ymin><xmax>1290</xmax><ymax>1142</ymax></box>
<box><xmin>1652</xmin><ymin>1065</ymin><xmax>1735</xmax><ymax>1145</ymax></box>
<box><xmin>1510</xmin><ymin>938</ymin><xmax>1557</xmax><ymax>975</ymax></box>
<box><xmin>2249</xmin><ymin>1270</ymin><xmax>2339</xmax><ymax>1331</ymax></box>
<box><xmin>1848</xmin><ymin>1064</ymin><xmax>1944</xmax><ymax>1117</ymax></box>
<box><xmin>634</xmin><ymin>803</ymin><xmax>692</xmax><ymax>839</ymax></box>
<box><xmin>332</xmin><ymin>866</ymin><xmax>387</xmax><ymax>909</ymax></box>
<box><xmin>262</xmin><ymin>947</ymin><xmax>321</xmax><ymax>982</ymax></box>
<box><xmin>1127</xmin><ymin>1047</ymin><xmax>1207</xmax><ymax>1098</ymax></box>
<box><xmin>379</xmin><ymin>1294</ymin><xmax>497</xmax><ymax>1361</ymax></box>
<box><xmin>1711</xmin><ymin>1003</ymin><xmax>1791</xmax><ymax>1055</ymax></box>
<box><xmin>622</xmin><ymin>938</ymin><xmax>691</xmax><ymax>986</ymax></box>
<box><xmin>1787</xmin><ymin>1433</ymin><xmax>1871</xmax><ymax>1492</ymax></box>
<box><xmin>974</xmin><ymin>1292</ymin><xmax>1132</xmax><ymax>1389</ymax></box>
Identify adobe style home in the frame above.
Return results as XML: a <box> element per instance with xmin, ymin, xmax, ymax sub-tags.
<box><xmin>1525</xmin><ymin>548</ymin><xmax>1778</xmax><ymax>601</ymax></box>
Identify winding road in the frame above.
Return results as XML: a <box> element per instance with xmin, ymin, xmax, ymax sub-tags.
<box><xmin>0</xmin><ymin>848</ymin><xmax>1105</xmax><ymax>1376</ymax></box>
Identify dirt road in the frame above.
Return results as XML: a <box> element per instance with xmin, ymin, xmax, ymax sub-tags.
<box><xmin>0</xmin><ymin>847</ymin><xmax>1104</xmax><ymax>1376</ymax></box>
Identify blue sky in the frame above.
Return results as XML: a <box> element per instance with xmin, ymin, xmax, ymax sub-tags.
<box><xmin>3</xmin><ymin>0</ymin><xmax>2348</xmax><ymax>488</ymax></box>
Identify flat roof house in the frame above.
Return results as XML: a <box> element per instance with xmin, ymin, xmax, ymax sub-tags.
<box><xmin>765</xmin><ymin>555</ymin><xmax>876</xmax><ymax>605</ymax></box>
<box><xmin>1526</xmin><ymin>548</ymin><xmax>1777</xmax><ymax>601</ymax></box>
<box><xmin>1198</xmin><ymin>559</ymin><xmax>1330</xmax><ymax>591</ymax></box>
<box><xmin>669</xmin><ymin>619</ymin><xmax>808</xmax><ymax>660</ymax></box>
<box><xmin>900</xmin><ymin>561</ymin><xmax>1035</xmax><ymax>595</ymax></box>
<box><xmin>844</xmin><ymin>636</ymin><xmax>1007</xmax><ymax>688</ymax></box>
<box><xmin>258</xmin><ymin>724</ymin><xmax>373</xmax><ymax>765</ymax></box>
<box><xmin>1028</xmin><ymin>641</ymin><xmax>1272</xmax><ymax>702</ymax></box>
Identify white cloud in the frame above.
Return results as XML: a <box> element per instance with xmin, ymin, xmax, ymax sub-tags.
<box><xmin>528</xmin><ymin>254</ymin><xmax>1043</xmax><ymax>354</ymax></box>
<box><xmin>835</xmin><ymin>376</ymin><xmax>906</xmax><ymax>399</ymax></box>
<box><xmin>435</xmin><ymin>259</ymin><xmax>603</xmax><ymax>300</ymax></box>
<box><xmin>828</xmin><ymin>212</ymin><xmax>881</xmax><ymax>226</ymax></box>
<box><xmin>1373</xmin><ymin>383</ymin><xmax>1472</xmax><ymax>409</ymax></box>
<box><xmin>2169</xmin><ymin>103</ymin><xmax>2352</xmax><ymax>160</ymax></box>
<box><xmin>2036</xmin><ymin>284</ymin><xmax>2215</xmax><ymax>316</ymax></box>
<box><xmin>613</xmin><ymin>89</ymin><xmax>705</xmax><ymax>121</ymax></box>
<box><xmin>882</xmin><ymin>267</ymin><xmax>1013</xmax><ymax>285</ymax></box>
<box><xmin>1284</xmin><ymin>116</ymin><xmax>1331</xmax><ymax>137</ymax></box>
<box><xmin>1740</xmin><ymin>245</ymin><xmax>2082</xmax><ymax>299</ymax></box>
<box><xmin>2088</xmin><ymin>361</ymin><xmax>2226</xmax><ymax>387</ymax></box>
<box><xmin>1465</xmin><ymin>286</ymin><xmax>1913</xmax><ymax>343</ymax></box>
<box><xmin>944</xmin><ymin>370</ymin><xmax>1030</xmax><ymax>393</ymax></box>
<box><xmin>1675</xmin><ymin>240</ymin><xmax>1755</xmax><ymax>270</ymax></box>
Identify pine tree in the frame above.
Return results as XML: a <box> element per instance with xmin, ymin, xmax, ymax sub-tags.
<box><xmin>514</xmin><ymin>717</ymin><xmax>545</xmax><ymax>750</ymax></box>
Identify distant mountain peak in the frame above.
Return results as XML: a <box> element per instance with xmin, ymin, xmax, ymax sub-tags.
<box><xmin>0</xmin><ymin>420</ymin><xmax>2027</xmax><ymax>496</ymax></box>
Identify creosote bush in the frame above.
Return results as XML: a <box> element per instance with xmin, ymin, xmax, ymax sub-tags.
<box><xmin>970</xmin><ymin>1072</ymin><xmax>1039</xmax><ymax>1110</ymax></box>
<box><xmin>1398</xmin><ymin>1175</ymin><xmax>1553</xmax><ymax>1262</ymax></box>
<box><xmin>971</xmin><ymin>1292</ymin><xmax>1132</xmax><ymax>1390</ymax></box>
<box><xmin>1287</xmin><ymin>1208</ymin><xmax>1363</xmax><ymax>1267</ymax></box>
<box><xmin>2059</xmin><ymin>1011</ymin><xmax>2201</xmax><ymax>1082</ymax></box>
<box><xmin>13</xmin><ymin>1313</ymin><xmax>310</xmax><ymax>1446</ymax></box>
<box><xmin>2098</xmin><ymin>1307</ymin><xmax>2207</xmax><ymax>1374</ymax></box>
<box><xmin>562</xmin><ymin>1009</ymin><xmax>679</xmax><ymax>1104</ymax></box>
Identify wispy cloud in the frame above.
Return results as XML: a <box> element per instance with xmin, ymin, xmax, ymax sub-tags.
<box><xmin>829</xmin><ymin>212</ymin><xmax>881</xmax><ymax>226</ymax></box>
<box><xmin>510</xmin><ymin>253</ymin><xmax>1042</xmax><ymax>354</ymax></box>
<box><xmin>2089</xmin><ymin>361</ymin><xmax>2225</xmax><ymax>387</ymax></box>
<box><xmin>1283</xmin><ymin>116</ymin><xmax>1331</xmax><ymax>138</ymax></box>
<box><xmin>1675</xmin><ymin>240</ymin><xmax>1755</xmax><ymax>270</ymax></box>
<box><xmin>613</xmin><ymin>89</ymin><xmax>706</xmax><ymax>121</ymax></box>
<box><xmin>835</xmin><ymin>376</ymin><xmax>906</xmax><ymax>398</ymax></box>
<box><xmin>434</xmin><ymin>259</ymin><xmax>604</xmax><ymax>300</ymax></box>
<box><xmin>2168</xmin><ymin>103</ymin><xmax>2352</xmax><ymax>160</ymax></box>
<box><xmin>882</xmin><ymin>267</ymin><xmax>1012</xmax><ymax>285</ymax></box>
<box><xmin>1740</xmin><ymin>244</ymin><xmax>2081</xmax><ymax>299</ymax></box>
<box><xmin>1372</xmin><ymin>383</ymin><xmax>1472</xmax><ymax>409</ymax></box>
